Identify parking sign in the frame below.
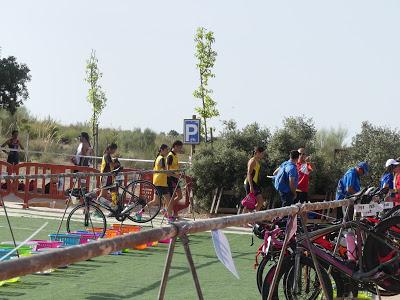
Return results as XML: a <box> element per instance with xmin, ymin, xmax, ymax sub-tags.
<box><xmin>183</xmin><ymin>119</ymin><xmax>201</xmax><ymax>144</ymax></box>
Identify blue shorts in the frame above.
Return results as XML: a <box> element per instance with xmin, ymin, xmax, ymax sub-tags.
<box><xmin>279</xmin><ymin>192</ymin><xmax>295</xmax><ymax>207</ymax></box>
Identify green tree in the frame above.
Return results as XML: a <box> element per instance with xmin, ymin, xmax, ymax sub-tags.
<box><xmin>316</xmin><ymin>127</ymin><xmax>348</xmax><ymax>162</ymax></box>
<box><xmin>193</xmin><ymin>27</ymin><xmax>219</xmax><ymax>142</ymax></box>
<box><xmin>85</xmin><ymin>50</ymin><xmax>107</xmax><ymax>158</ymax></box>
<box><xmin>0</xmin><ymin>55</ymin><xmax>31</xmax><ymax>114</ymax></box>
<box><xmin>267</xmin><ymin>116</ymin><xmax>317</xmax><ymax>167</ymax></box>
<box><xmin>347</xmin><ymin>121</ymin><xmax>400</xmax><ymax>184</ymax></box>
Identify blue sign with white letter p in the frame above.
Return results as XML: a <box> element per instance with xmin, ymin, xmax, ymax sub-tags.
<box><xmin>183</xmin><ymin>119</ymin><xmax>200</xmax><ymax>144</ymax></box>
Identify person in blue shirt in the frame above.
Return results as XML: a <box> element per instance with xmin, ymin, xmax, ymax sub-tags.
<box><xmin>336</xmin><ymin>162</ymin><xmax>368</xmax><ymax>220</ymax></box>
<box><xmin>380</xmin><ymin>159</ymin><xmax>400</xmax><ymax>199</ymax></box>
<box><xmin>336</xmin><ymin>162</ymin><xmax>369</xmax><ymax>200</ymax></box>
<box><xmin>273</xmin><ymin>150</ymin><xmax>300</xmax><ymax>207</ymax></box>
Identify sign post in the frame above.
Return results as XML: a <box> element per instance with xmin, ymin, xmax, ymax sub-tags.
<box><xmin>184</xmin><ymin>116</ymin><xmax>201</xmax><ymax>161</ymax></box>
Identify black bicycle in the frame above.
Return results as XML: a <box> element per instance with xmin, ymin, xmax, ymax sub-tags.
<box><xmin>65</xmin><ymin>168</ymin><xmax>162</xmax><ymax>238</ymax></box>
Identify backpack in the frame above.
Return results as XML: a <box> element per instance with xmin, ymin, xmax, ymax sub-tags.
<box><xmin>274</xmin><ymin>162</ymin><xmax>289</xmax><ymax>192</ymax></box>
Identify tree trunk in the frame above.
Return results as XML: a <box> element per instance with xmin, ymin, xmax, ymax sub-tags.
<box><xmin>199</xmin><ymin>74</ymin><xmax>208</xmax><ymax>143</ymax></box>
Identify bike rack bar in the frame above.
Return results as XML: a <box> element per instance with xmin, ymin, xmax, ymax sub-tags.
<box><xmin>267</xmin><ymin>215</ymin><xmax>297</xmax><ymax>300</ymax></box>
<box><xmin>299</xmin><ymin>213</ymin><xmax>332</xmax><ymax>300</ymax></box>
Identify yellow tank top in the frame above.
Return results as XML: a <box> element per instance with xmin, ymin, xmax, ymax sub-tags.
<box><xmin>100</xmin><ymin>154</ymin><xmax>114</xmax><ymax>173</ymax></box>
<box><xmin>245</xmin><ymin>160</ymin><xmax>261</xmax><ymax>184</ymax></box>
<box><xmin>167</xmin><ymin>151</ymin><xmax>179</xmax><ymax>171</ymax></box>
<box><xmin>153</xmin><ymin>155</ymin><xmax>168</xmax><ymax>187</ymax></box>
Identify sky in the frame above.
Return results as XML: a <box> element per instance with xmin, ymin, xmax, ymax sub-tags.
<box><xmin>1</xmin><ymin>0</ymin><xmax>399</xmax><ymax>140</ymax></box>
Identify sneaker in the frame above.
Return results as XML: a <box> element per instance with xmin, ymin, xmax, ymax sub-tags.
<box><xmin>167</xmin><ymin>216</ymin><xmax>176</xmax><ymax>224</ymax></box>
<box><xmin>135</xmin><ymin>209</ymin><xmax>143</xmax><ymax>221</ymax></box>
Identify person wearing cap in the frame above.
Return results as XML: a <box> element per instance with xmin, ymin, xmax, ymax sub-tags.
<box><xmin>71</xmin><ymin>132</ymin><xmax>93</xmax><ymax>167</ymax></box>
<box><xmin>380</xmin><ymin>159</ymin><xmax>400</xmax><ymax>201</ymax></box>
<box><xmin>336</xmin><ymin>162</ymin><xmax>369</xmax><ymax>201</ymax></box>
<box><xmin>336</xmin><ymin>162</ymin><xmax>369</xmax><ymax>219</ymax></box>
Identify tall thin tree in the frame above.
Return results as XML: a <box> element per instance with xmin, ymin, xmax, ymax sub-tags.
<box><xmin>85</xmin><ymin>50</ymin><xmax>107</xmax><ymax>164</ymax></box>
<box><xmin>193</xmin><ymin>27</ymin><xmax>219</xmax><ymax>142</ymax></box>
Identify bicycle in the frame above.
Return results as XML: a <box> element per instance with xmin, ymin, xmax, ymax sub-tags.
<box><xmin>64</xmin><ymin>168</ymin><xmax>162</xmax><ymax>238</ymax></box>
<box><xmin>256</xmin><ymin>187</ymin><xmax>400</xmax><ymax>299</ymax></box>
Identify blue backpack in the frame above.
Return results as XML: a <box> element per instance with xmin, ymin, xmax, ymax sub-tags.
<box><xmin>274</xmin><ymin>162</ymin><xmax>289</xmax><ymax>192</ymax></box>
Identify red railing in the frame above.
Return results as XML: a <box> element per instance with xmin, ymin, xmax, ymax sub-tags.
<box><xmin>0</xmin><ymin>161</ymin><xmax>193</xmax><ymax>213</ymax></box>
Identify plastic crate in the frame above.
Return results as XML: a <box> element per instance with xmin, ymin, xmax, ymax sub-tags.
<box><xmin>30</xmin><ymin>240</ymin><xmax>63</xmax><ymax>251</ymax></box>
<box><xmin>48</xmin><ymin>234</ymin><xmax>81</xmax><ymax>247</ymax></box>
<box><xmin>104</xmin><ymin>229</ymin><xmax>121</xmax><ymax>239</ymax></box>
<box><xmin>0</xmin><ymin>248</ymin><xmax>17</xmax><ymax>260</ymax></box>
<box><xmin>0</xmin><ymin>245</ymin><xmax>32</xmax><ymax>256</ymax></box>
<box><xmin>111</xmin><ymin>224</ymin><xmax>141</xmax><ymax>234</ymax></box>
<box><xmin>133</xmin><ymin>243</ymin><xmax>148</xmax><ymax>250</ymax></box>
<box><xmin>71</xmin><ymin>232</ymin><xmax>101</xmax><ymax>244</ymax></box>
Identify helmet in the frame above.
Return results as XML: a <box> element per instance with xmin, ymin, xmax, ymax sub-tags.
<box><xmin>252</xmin><ymin>224</ymin><xmax>265</xmax><ymax>240</ymax></box>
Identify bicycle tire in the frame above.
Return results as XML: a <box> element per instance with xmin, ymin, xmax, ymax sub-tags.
<box><xmin>257</xmin><ymin>254</ymin><xmax>271</xmax><ymax>294</ymax></box>
<box><xmin>363</xmin><ymin>215</ymin><xmax>400</xmax><ymax>294</ymax></box>
<box><xmin>122</xmin><ymin>180</ymin><xmax>162</xmax><ymax>223</ymax></box>
<box><xmin>66</xmin><ymin>203</ymin><xmax>107</xmax><ymax>238</ymax></box>
<box><xmin>285</xmin><ymin>256</ymin><xmax>333</xmax><ymax>300</ymax></box>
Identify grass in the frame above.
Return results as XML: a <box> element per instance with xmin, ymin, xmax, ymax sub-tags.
<box><xmin>0</xmin><ymin>216</ymin><xmax>260</xmax><ymax>300</ymax></box>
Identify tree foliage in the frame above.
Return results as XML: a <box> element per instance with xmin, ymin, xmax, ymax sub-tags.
<box><xmin>347</xmin><ymin>121</ymin><xmax>400</xmax><ymax>184</ymax></box>
<box><xmin>0</xmin><ymin>55</ymin><xmax>31</xmax><ymax>114</ymax></box>
<box><xmin>267</xmin><ymin>116</ymin><xmax>317</xmax><ymax>167</ymax></box>
<box><xmin>85</xmin><ymin>50</ymin><xmax>107</xmax><ymax>129</ymax></box>
<box><xmin>193</xmin><ymin>27</ymin><xmax>219</xmax><ymax>142</ymax></box>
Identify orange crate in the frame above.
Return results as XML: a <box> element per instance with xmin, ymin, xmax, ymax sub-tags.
<box><xmin>111</xmin><ymin>224</ymin><xmax>141</xmax><ymax>234</ymax></box>
<box><xmin>133</xmin><ymin>243</ymin><xmax>148</xmax><ymax>250</ymax></box>
<box><xmin>105</xmin><ymin>229</ymin><xmax>121</xmax><ymax>239</ymax></box>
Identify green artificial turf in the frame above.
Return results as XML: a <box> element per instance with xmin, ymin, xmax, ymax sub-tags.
<box><xmin>0</xmin><ymin>216</ymin><xmax>261</xmax><ymax>299</ymax></box>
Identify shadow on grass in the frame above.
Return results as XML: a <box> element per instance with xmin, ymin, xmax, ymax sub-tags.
<box><xmin>84</xmin><ymin>252</ymin><xmax>250</xmax><ymax>300</ymax></box>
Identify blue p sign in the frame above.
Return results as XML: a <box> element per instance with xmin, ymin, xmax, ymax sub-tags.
<box><xmin>183</xmin><ymin>119</ymin><xmax>200</xmax><ymax>144</ymax></box>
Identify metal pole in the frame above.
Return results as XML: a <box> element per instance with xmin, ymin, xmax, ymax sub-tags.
<box><xmin>328</xmin><ymin>204</ymin><xmax>350</xmax><ymax>275</ymax></box>
<box><xmin>181</xmin><ymin>234</ymin><xmax>204</xmax><ymax>300</ymax></box>
<box><xmin>0</xmin><ymin>194</ymin><xmax>19</xmax><ymax>258</ymax></box>
<box><xmin>299</xmin><ymin>213</ymin><xmax>331</xmax><ymax>300</ymax></box>
<box><xmin>158</xmin><ymin>237</ymin><xmax>177</xmax><ymax>300</ymax></box>
<box><xmin>267</xmin><ymin>218</ymin><xmax>293</xmax><ymax>300</ymax></box>
<box><xmin>25</xmin><ymin>134</ymin><xmax>29</xmax><ymax>162</ymax></box>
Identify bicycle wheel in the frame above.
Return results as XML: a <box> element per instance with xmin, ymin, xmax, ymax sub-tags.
<box><xmin>122</xmin><ymin>180</ymin><xmax>162</xmax><ymax>223</ymax></box>
<box><xmin>257</xmin><ymin>254</ymin><xmax>272</xmax><ymax>294</ymax></box>
<box><xmin>66</xmin><ymin>203</ymin><xmax>107</xmax><ymax>238</ymax></box>
<box><xmin>261</xmin><ymin>256</ymin><xmax>293</xmax><ymax>300</ymax></box>
<box><xmin>363</xmin><ymin>215</ymin><xmax>400</xmax><ymax>294</ymax></box>
<box><xmin>285</xmin><ymin>256</ymin><xmax>333</xmax><ymax>300</ymax></box>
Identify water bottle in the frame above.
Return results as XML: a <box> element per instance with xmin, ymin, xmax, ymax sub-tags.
<box><xmin>345</xmin><ymin>231</ymin><xmax>357</xmax><ymax>261</ymax></box>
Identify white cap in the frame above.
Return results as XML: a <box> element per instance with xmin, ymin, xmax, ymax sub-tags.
<box><xmin>385</xmin><ymin>159</ymin><xmax>400</xmax><ymax>168</ymax></box>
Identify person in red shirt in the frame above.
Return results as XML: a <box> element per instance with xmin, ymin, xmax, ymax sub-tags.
<box><xmin>394</xmin><ymin>157</ymin><xmax>400</xmax><ymax>206</ymax></box>
<box><xmin>296</xmin><ymin>148</ymin><xmax>314</xmax><ymax>203</ymax></box>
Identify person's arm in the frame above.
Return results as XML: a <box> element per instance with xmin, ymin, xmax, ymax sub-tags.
<box><xmin>289</xmin><ymin>177</ymin><xmax>297</xmax><ymax>197</ymax></box>
<box><xmin>273</xmin><ymin>167</ymin><xmax>280</xmax><ymax>176</ymax></box>
<box><xmin>247</xmin><ymin>159</ymin><xmax>256</xmax><ymax>193</ymax></box>
<box><xmin>347</xmin><ymin>186</ymin><xmax>356</xmax><ymax>195</ymax></box>
<box><xmin>19</xmin><ymin>141</ymin><xmax>24</xmax><ymax>150</ymax></box>
<box><xmin>288</xmin><ymin>165</ymin><xmax>298</xmax><ymax>197</ymax></box>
